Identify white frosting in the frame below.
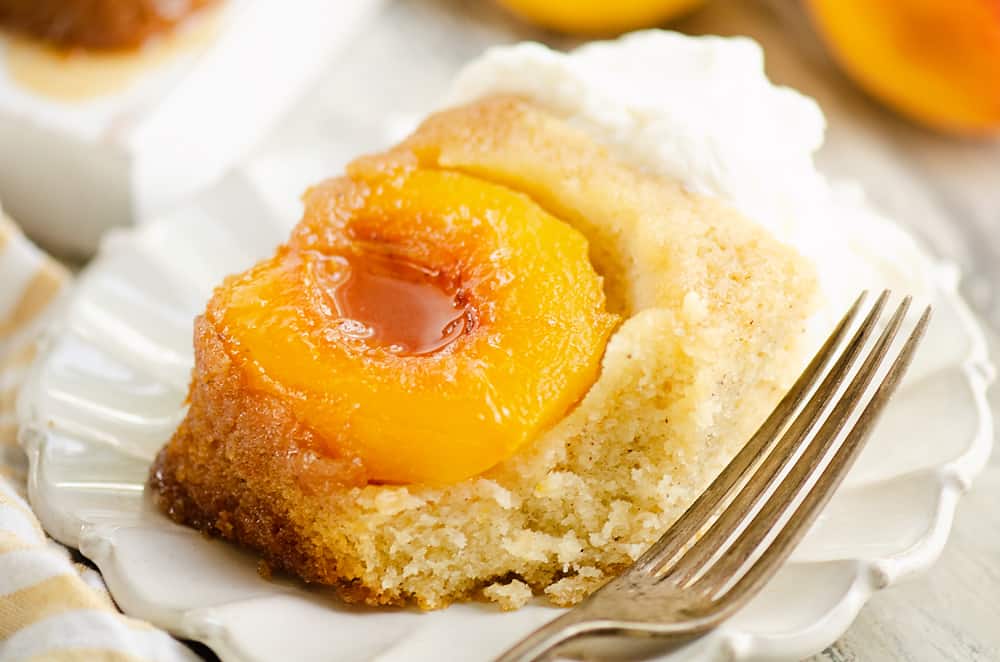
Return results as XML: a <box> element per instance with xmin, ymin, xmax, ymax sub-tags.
<box><xmin>446</xmin><ymin>31</ymin><xmax>936</xmax><ymax>336</ymax></box>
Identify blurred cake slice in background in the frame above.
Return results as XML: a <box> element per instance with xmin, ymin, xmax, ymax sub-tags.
<box><xmin>0</xmin><ymin>0</ymin><xmax>217</xmax><ymax>51</ymax></box>
<box><xmin>0</xmin><ymin>0</ymin><xmax>381</xmax><ymax>256</ymax></box>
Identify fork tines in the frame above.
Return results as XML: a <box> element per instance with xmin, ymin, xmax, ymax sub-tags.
<box><xmin>633</xmin><ymin>291</ymin><xmax>931</xmax><ymax>607</ymax></box>
<box><xmin>497</xmin><ymin>291</ymin><xmax>932</xmax><ymax>662</ymax></box>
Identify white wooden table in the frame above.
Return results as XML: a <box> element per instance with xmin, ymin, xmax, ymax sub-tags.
<box><xmin>250</xmin><ymin>0</ymin><xmax>1000</xmax><ymax>659</ymax></box>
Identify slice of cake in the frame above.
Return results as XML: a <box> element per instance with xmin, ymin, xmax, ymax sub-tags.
<box><xmin>150</xmin><ymin>35</ymin><xmax>820</xmax><ymax>611</ymax></box>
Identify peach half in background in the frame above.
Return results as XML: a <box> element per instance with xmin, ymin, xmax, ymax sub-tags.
<box><xmin>495</xmin><ymin>0</ymin><xmax>705</xmax><ymax>35</ymax></box>
<box><xmin>807</xmin><ymin>0</ymin><xmax>1000</xmax><ymax>136</ymax></box>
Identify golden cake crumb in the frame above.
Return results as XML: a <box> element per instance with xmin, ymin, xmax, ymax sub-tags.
<box><xmin>483</xmin><ymin>580</ymin><xmax>533</xmax><ymax>611</ymax></box>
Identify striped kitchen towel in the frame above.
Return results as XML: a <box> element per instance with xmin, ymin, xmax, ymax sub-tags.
<box><xmin>0</xmin><ymin>213</ymin><xmax>197</xmax><ymax>662</ymax></box>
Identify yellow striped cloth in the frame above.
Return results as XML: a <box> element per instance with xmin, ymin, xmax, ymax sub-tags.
<box><xmin>0</xmin><ymin>214</ymin><xmax>197</xmax><ymax>661</ymax></box>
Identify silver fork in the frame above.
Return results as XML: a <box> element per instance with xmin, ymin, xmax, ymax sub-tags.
<box><xmin>498</xmin><ymin>291</ymin><xmax>931</xmax><ymax>662</ymax></box>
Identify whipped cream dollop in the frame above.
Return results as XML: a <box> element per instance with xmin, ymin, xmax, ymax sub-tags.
<box><xmin>446</xmin><ymin>31</ymin><xmax>936</xmax><ymax>337</ymax></box>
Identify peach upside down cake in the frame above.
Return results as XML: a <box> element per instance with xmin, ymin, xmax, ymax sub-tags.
<box><xmin>151</xmin><ymin>52</ymin><xmax>820</xmax><ymax>610</ymax></box>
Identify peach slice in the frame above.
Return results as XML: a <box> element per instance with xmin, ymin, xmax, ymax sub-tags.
<box><xmin>495</xmin><ymin>0</ymin><xmax>705</xmax><ymax>35</ymax></box>
<box><xmin>207</xmin><ymin>168</ymin><xmax>618</xmax><ymax>484</ymax></box>
<box><xmin>808</xmin><ymin>0</ymin><xmax>1000</xmax><ymax>135</ymax></box>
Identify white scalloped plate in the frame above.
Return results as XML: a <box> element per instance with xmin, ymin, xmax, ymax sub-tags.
<box><xmin>16</xmin><ymin>174</ymin><xmax>995</xmax><ymax>662</ymax></box>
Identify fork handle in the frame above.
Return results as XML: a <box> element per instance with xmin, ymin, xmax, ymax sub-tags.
<box><xmin>495</xmin><ymin>610</ymin><xmax>597</xmax><ymax>662</ymax></box>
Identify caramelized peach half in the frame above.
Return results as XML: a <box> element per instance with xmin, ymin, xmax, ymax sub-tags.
<box><xmin>207</xmin><ymin>168</ymin><xmax>618</xmax><ymax>484</ymax></box>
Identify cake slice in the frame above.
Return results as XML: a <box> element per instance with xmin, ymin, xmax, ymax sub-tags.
<box><xmin>150</xmin><ymin>91</ymin><xmax>818</xmax><ymax>610</ymax></box>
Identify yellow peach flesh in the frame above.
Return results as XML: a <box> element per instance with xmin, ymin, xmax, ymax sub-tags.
<box><xmin>208</xmin><ymin>168</ymin><xmax>618</xmax><ymax>484</ymax></box>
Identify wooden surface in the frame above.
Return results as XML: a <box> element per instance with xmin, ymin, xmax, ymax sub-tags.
<box><xmin>254</xmin><ymin>1</ymin><xmax>1000</xmax><ymax>659</ymax></box>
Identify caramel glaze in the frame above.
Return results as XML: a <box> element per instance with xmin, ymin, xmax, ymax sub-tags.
<box><xmin>0</xmin><ymin>0</ymin><xmax>216</xmax><ymax>51</ymax></box>
<box><xmin>317</xmin><ymin>251</ymin><xmax>472</xmax><ymax>356</ymax></box>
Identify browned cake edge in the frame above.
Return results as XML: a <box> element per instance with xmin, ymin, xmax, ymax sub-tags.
<box><xmin>150</xmin><ymin>314</ymin><xmax>411</xmax><ymax>606</ymax></box>
<box><xmin>0</xmin><ymin>0</ymin><xmax>216</xmax><ymax>51</ymax></box>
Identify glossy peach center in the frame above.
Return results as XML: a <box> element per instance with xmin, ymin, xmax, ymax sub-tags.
<box><xmin>320</xmin><ymin>253</ymin><xmax>470</xmax><ymax>356</ymax></box>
